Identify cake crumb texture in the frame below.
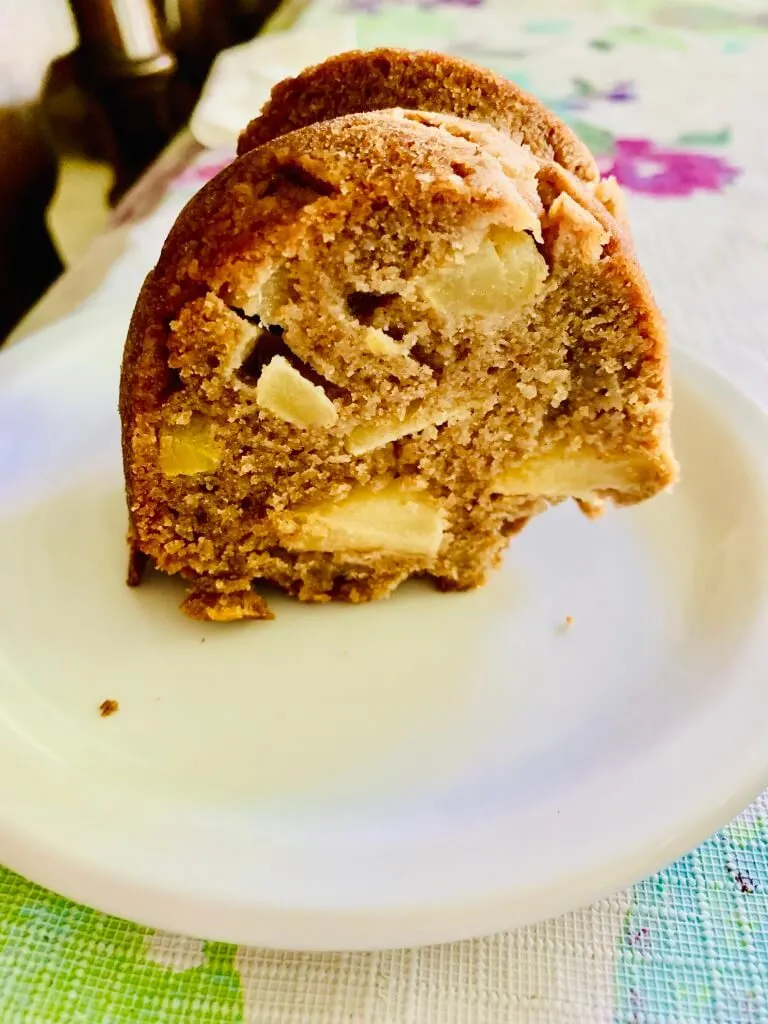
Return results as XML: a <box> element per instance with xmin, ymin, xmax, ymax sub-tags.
<box><xmin>120</xmin><ymin>55</ymin><xmax>677</xmax><ymax>621</ymax></box>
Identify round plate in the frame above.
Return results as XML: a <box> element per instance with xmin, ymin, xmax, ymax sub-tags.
<box><xmin>1</xmin><ymin>306</ymin><xmax>768</xmax><ymax>951</ymax></box>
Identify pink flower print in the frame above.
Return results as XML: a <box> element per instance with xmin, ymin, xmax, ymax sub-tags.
<box><xmin>174</xmin><ymin>156</ymin><xmax>233</xmax><ymax>187</ymax></box>
<box><xmin>603</xmin><ymin>139</ymin><xmax>740</xmax><ymax>197</ymax></box>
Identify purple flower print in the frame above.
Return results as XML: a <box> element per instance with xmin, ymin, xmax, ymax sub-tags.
<box><xmin>602</xmin><ymin>139</ymin><xmax>740</xmax><ymax>197</ymax></box>
<box><xmin>629</xmin><ymin>926</ymin><xmax>652</xmax><ymax>958</ymax></box>
<box><xmin>605</xmin><ymin>81</ymin><xmax>635</xmax><ymax>103</ymax></box>
<box><xmin>559</xmin><ymin>79</ymin><xmax>637</xmax><ymax>114</ymax></box>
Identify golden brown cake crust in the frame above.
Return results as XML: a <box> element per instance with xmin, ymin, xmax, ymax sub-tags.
<box><xmin>180</xmin><ymin>584</ymin><xmax>274</xmax><ymax>622</ymax></box>
<box><xmin>237</xmin><ymin>49</ymin><xmax>599</xmax><ymax>184</ymax></box>
<box><xmin>121</xmin><ymin>104</ymin><xmax>676</xmax><ymax>621</ymax></box>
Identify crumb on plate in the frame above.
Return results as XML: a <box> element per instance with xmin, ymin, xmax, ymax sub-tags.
<box><xmin>99</xmin><ymin>698</ymin><xmax>119</xmax><ymax>717</ymax></box>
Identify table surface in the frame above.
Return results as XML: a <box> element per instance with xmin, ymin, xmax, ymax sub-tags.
<box><xmin>3</xmin><ymin>1</ymin><xmax>768</xmax><ymax>1022</ymax></box>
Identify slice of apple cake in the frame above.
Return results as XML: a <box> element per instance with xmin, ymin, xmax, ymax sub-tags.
<box><xmin>120</xmin><ymin>105</ymin><xmax>676</xmax><ymax>621</ymax></box>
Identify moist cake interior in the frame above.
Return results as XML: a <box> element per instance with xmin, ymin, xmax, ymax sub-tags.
<box><xmin>121</xmin><ymin>108</ymin><xmax>676</xmax><ymax>620</ymax></box>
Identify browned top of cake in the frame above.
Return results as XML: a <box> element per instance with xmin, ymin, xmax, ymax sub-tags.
<box><xmin>237</xmin><ymin>49</ymin><xmax>599</xmax><ymax>185</ymax></box>
<box><xmin>122</xmin><ymin>110</ymin><xmax>562</xmax><ymax>449</ymax></box>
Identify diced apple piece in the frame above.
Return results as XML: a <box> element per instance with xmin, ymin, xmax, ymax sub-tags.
<box><xmin>493</xmin><ymin>449</ymin><xmax>650</xmax><ymax>497</ymax></box>
<box><xmin>362</xmin><ymin>326</ymin><xmax>408</xmax><ymax>358</ymax></box>
<box><xmin>282</xmin><ymin>482</ymin><xmax>445</xmax><ymax>557</ymax></box>
<box><xmin>347</xmin><ymin>406</ymin><xmax>468</xmax><ymax>455</ymax></box>
<box><xmin>237</xmin><ymin>268</ymin><xmax>289</xmax><ymax>320</ymax></box>
<box><xmin>421</xmin><ymin>228</ymin><xmax>547</xmax><ymax>318</ymax></box>
<box><xmin>159</xmin><ymin>418</ymin><xmax>222</xmax><ymax>476</ymax></box>
<box><xmin>256</xmin><ymin>356</ymin><xmax>338</xmax><ymax>428</ymax></box>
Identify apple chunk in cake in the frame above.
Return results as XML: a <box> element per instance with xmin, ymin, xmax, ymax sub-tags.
<box><xmin>120</xmin><ymin>107</ymin><xmax>676</xmax><ymax>620</ymax></box>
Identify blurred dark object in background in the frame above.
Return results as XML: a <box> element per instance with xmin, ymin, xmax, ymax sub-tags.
<box><xmin>0</xmin><ymin>0</ymin><xmax>282</xmax><ymax>343</ymax></box>
<box><xmin>66</xmin><ymin>0</ymin><xmax>178</xmax><ymax>203</ymax></box>
<box><xmin>0</xmin><ymin>106</ymin><xmax>63</xmax><ymax>340</ymax></box>
<box><xmin>66</xmin><ymin>0</ymin><xmax>284</xmax><ymax>202</ymax></box>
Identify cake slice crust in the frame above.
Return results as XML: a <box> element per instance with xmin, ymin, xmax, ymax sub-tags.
<box><xmin>237</xmin><ymin>49</ymin><xmax>598</xmax><ymax>183</ymax></box>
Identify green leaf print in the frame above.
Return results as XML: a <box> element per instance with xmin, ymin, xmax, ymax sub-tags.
<box><xmin>0</xmin><ymin>870</ymin><xmax>244</xmax><ymax>1023</ymax></box>
<box><xmin>676</xmin><ymin>127</ymin><xmax>732</xmax><ymax>147</ymax></box>
<box><xmin>604</xmin><ymin>24</ymin><xmax>687</xmax><ymax>51</ymax></box>
<box><xmin>356</xmin><ymin>6</ymin><xmax>456</xmax><ymax>49</ymax></box>
<box><xmin>570</xmin><ymin>121</ymin><xmax>616</xmax><ymax>158</ymax></box>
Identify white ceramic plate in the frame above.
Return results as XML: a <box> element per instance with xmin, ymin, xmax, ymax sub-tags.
<box><xmin>1</xmin><ymin>306</ymin><xmax>768</xmax><ymax>951</ymax></box>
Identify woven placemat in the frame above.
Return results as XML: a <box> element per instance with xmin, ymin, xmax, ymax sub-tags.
<box><xmin>2</xmin><ymin>2</ymin><xmax>768</xmax><ymax>1020</ymax></box>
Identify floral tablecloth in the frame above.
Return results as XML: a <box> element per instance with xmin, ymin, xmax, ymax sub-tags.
<box><xmin>3</xmin><ymin>1</ymin><xmax>768</xmax><ymax>1021</ymax></box>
